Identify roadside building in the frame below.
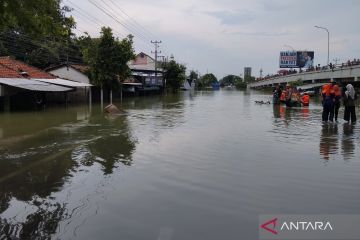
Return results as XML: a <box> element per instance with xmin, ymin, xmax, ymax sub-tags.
<box><xmin>244</xmin><ymin>67</ymin><xmax>252</xmax><ymax>78</ymax></box>
<box><xmin>46</xmin><ymin>64</ymin><xmax>93</xmax><ymax>103</ymax></box>
<box><xmin>128</xmin><ymin>52</ymin><xmax>163</xmax><ymax>94</ymax></box>
<box><xmin>0</xmin><ymin>57</ymin><xmax>90</xmax><ymax>111</ymax></box>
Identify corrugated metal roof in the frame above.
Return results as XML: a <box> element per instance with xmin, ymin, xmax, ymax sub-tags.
<box><xmin>34</xmin><ymin>78</ymin><xmax>93</xmax><ymax>87</ymax></box>
<box><xmin>0</xmin><ymin>78</ymin><xmax>73</xmax><ymax>92</ymax></box>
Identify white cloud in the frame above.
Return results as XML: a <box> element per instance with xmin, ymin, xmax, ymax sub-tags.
<box><xmin>67</xmin><ymin>0</ymin><xmax>360</xmax><ymax>78</ymax></box>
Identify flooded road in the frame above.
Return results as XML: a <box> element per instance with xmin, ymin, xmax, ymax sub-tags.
<box><xmin>1</xmin><ymin>90</ymin><xmax>360</xmax><ymax>239</ymax></box>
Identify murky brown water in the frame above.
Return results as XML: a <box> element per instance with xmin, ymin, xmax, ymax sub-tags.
<box><xmin>1</xmin><ymin>90</ymin><xmax>360</xmax><ymax>239</ymax></box>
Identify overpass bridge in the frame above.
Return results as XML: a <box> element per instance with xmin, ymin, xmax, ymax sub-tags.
<box><xmin>248</xmin><ymin>65</ymin><xmax>360</xmax><ymax>89</ymax></box>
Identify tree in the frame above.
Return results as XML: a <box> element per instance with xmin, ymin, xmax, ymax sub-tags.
<box><xmin>220</xmin><ymin>75</ymin><xmax>242</xmax><ymax>87</ymax></box>
<box><xmin>0</xmin><ymin>0</ymin><xmax>75</xmax><ymax>39</ymax></box>
<box><xmin>189</xmin><ymin>70</ymin><xmax>199</xmax><ymax>82</ymax></box>
<box><xmin>89</xmin><ymin>27</ymin><xmax>135</xmax><ymax>91</ymax></box>
<box><xmin>220</xmin><ymin>74</ymin><xmax>247</xmax><ymax>89</ymax></box>
<box><xmin>163</xmin><ymin>60</ymin><xmax>186</xmax><ymax>92</ymax></box>
<box><xmin>244</xmin><ymin>75</ymin><xmax>256</xmax><ymax>83</ymax></box>
<box><xmin>0</xmin><ymin>0</ymin><xmax>79</xmax><ymax>69</ymax></box>
<box><xmin>197</xmin><ymin>73</ymin><xmax>217</xmax><ymax>89</ymax></box>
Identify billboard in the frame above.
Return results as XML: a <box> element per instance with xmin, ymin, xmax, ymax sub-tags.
<box><xmin>279</xmin><ymin>51</ymin><xmax>314</xmax><ymax>68</ymax></box>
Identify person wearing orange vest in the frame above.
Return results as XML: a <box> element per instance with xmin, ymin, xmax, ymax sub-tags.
<box><xmin>321</xmin><ymin>82</ymin><xmax>335</xmax><ymax>122</ymax></box>
<box><xmin>301</xmin><ymin>92</ymin><xmax>310</xmax><ymax>106</ymax></box>
<box><xmin>280</xmin><ymin>90</ymin><xmax>286</xmax><ymax>103</ymax></box>
<box><xmin>332</xmin><ymin>81</ymin><xmax>341</xmax><ymax>122</ymax></box>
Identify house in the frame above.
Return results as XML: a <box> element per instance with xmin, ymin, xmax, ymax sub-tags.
<box><xmin>46</xmin><ymin>64</ymin><xmax>90</xmax><ymax>84</ymax></box>
<box><xmin>128</xmin><ymin>52</ymin><xmax>164</xmax><ymax>93</ymax></box>
<box><xmin>46</xmin><ymin>64</ymin><xmax>92</xmax><ymax>102</ymax></box>
<box><xmin>0</xmin><ymin>57</ymin><xmax>90</xmax><ymax>111</ymax></box>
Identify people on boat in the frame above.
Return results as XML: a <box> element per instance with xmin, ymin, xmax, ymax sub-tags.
<box><xmin>293</xmin><ymin>87</ymin><xmax>301</xmax><ymax>106</ymax></box>
<box><xmin>343</xmin><ymin>84</ymin><xmax>357</xmax><ymax>123</ymax></box>
<box><xmin>272</xmin><ymin>85</ymin><xmax>282</xmax><ymax>104</ymax></box>
<box><xmin>321</xmin><ymin>82</ymin><xmax>335</xmax><ymax>122</ymax></box>
<box><xmin>332</xmin><ymin>81</ymin><xmax>342</xmax><ymax>122</ymax></box>
<box><xmin>287</xmin><ymin>86</ymin><xmax>301</xmax><ymax>107</ymax></box>
<box><xmin>301</xmin><ymin>92</ymin><xmax>310</xmax><ymax>106</ymax></box>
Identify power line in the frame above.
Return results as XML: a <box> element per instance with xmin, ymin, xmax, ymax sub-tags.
<box><xmin>106</xmin><ymin>0</ymin><xmax>157</xmax><ymax>40</ymax></box>
<box><xmin>87</xmin><ymin>0</ymin><xmax>151</xmax><ymax>47</ymax></box>
<box><xmin>98</xmin><ymin>0</ymin><xmax>151</xmax><ymax>41</ymax></box>
<box><xmin>65</xmin><ymin>0</ymin><xmax>124</xmax><ymax>38</ymax></box>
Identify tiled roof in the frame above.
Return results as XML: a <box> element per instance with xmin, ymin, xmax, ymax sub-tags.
<box><xmin>0</xmin><ymin>64</ymin><xmax>23</xmax><ymax>78</ymax></box>
<box><xmin>0</xmin><ymin>56</ymin><xmax>55</xmax><ymax>79</ymax></box>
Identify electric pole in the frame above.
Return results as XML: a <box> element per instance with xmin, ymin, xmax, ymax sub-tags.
<box><xmin>151</xmin><ymin>40</ymin><xmax>162</xmax><ymax>87</ymax></box>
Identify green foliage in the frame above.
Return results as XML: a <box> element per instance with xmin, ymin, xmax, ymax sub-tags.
<box><xmin>189</xmin><ymin>70</ymin><xmax>199</xmax><ymax>82</ymax></box>
<box><xmin>244</xmin><ymin>75</ymin><xmax>256</xmax><ymax>83</ymax></box>
<box><xmin>88</xmin><ymin>27</ymin><xmax>135</xmax><ymax>90</ymax></box>
<box><xmin>0</xmin><ymin>30</ymin><xmax>83</xmax><ymax>69</ymax></box>
<box><xmin>220</xmin><ymin>75</ymin><xmax>242</xmax><ymax>86</ymax></box>
<box><xmin>235</xmin><ymin>81</ymin><xmax>247</xmax><ymax>89</ymax></box>
<box><xmin>0</xmin><ymin>0</ymin><xmax>80</xmax><ymax>69</ymax></box>
<box><xmin>163</xmin><ymin>60</ymin><xmax>186</xmax><ymax>92</ymax></box>
<box><xmin>220</xmin><ymin>74</ymin><xmax>247</xmax><ymax>89</ymax></box>
<box><xmin>0</xmin><ymin>0</ymin><xmax>75</xmax><ymax>39</ymax></box>
<box><xmin>197</xmin><ymin>73</ymin><xmax>217</xmax><ymax>88</ymax></box>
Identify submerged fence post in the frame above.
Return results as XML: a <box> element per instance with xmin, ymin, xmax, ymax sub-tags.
<box><xmin>100</xmin><ymin>87</ymin><xmax>103</xmax><ymax>110</ymax></box>
<box><xmin>110</xmin><ymin>89</ymin><xmax>113</xmax><ymax>104</ymax></box>
<box><xmin>89</xmin><ymin>87</ymin><xmax>92</xmax><ymax>113</ymax></box>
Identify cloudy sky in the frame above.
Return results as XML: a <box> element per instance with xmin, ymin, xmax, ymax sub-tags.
<box><xmin>65</xmin><ymin>0</ymin><xmax>360</xmax><ymax>79</ymax></box>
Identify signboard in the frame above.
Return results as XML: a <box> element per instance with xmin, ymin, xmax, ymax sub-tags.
<box><xmin>279</xmin><ymin>51</ymin><xmax>314</xmax><ymax>68</ymax></box>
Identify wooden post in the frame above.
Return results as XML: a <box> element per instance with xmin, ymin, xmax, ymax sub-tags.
<box><xmin>110</xmin><ymin>89</ymin><xmax>113</xmax><ymax>104</ymax></box>
<box><xmin>120</xmin><ymin>83</ymin><xmax>123</xmax><ymax>104</ymax></box>
<box><xmin>89</xmin><ymin>87</ymin><xmax>92</xmax><ymax>113</ymax></box>
<box><xmin>100</xmin><ymin>87</ymin><xmax>103</xmax><ymax>110</ymax></box>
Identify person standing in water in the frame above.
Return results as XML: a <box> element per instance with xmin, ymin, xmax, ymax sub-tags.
<box><xmin>332</xmin><ymin>81</ymin><xmax>342</xmax><ymax>122</ymax></box>
<box><xmin>321</xmin><ymin>82</ymin><xmax>335</xmax><ymax>122</ymax></box>
<box><xmin>343</xmin><ymin>84</ymin><xmax>357</xmax><ymax>123</ymax></box>
<box><xmin>273</xmin><ymin>85</ymin><xmax>282</xmax><ymax>104</ymax></box>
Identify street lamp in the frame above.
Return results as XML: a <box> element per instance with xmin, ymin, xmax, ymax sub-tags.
<box><xmin>314</xmin><ymin>25</ymin><xmax>330</xmax><ymax>66</ymax></box>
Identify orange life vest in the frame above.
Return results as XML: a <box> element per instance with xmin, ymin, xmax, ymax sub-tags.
<box><xmin>322</xmin><ymin>83</ymin><xmax>334</xmax><ymax>96</ymax></box>
<box><xmin>280</xmin><ymin>91</ymin><xmax>286</xmax><ymax>101</ymax></box>
<box><xmin>333</xmin><ymin>85</ymin><xmax>341</xmax><ymax>97</ymax></box>
<box><xmin>302</xmin><ymin>94</ymin><xmax>310</xmax><ymax>105</ymax></box>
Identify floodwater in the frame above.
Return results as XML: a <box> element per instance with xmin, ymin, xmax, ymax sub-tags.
<box><xmin>0</xmin><ymin>90</ymin><xmax>360</xmax><ymax>239</ymax></box>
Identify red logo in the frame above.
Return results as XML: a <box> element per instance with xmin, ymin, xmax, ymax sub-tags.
<box><xmin>261</xmin><ymin>218</ymin><xmax>278</xmax><ymax>235</ymax></box>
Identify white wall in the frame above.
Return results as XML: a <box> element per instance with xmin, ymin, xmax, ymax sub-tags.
<box><xmin>49</xmin><ymin>67</ymin><xmax>90</xmax><ymax>84</ymax></box>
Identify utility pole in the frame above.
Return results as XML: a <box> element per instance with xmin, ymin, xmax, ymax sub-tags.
<box><xmin>151</xmin><ymin>40</ymin><xmax>162</xmax><ymax>88</ymax></box>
